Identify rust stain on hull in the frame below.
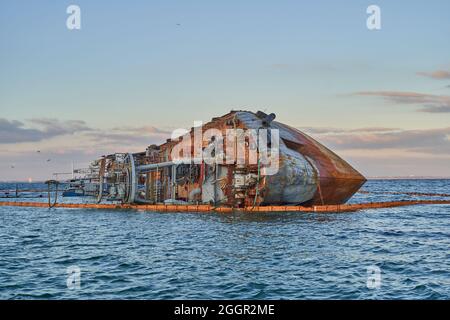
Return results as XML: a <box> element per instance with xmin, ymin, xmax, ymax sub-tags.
<box><xmin>273</xmin><ymin>122</ymin><xmax>366</xmax><ymax>205</ymax></box>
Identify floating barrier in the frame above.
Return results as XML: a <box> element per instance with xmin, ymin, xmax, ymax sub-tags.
<box><xmin>0</xmin><ymin>199</ymin><xmax>449</xmax><ymax>213</ymax></box>
<box><xmin>358</xmin><ymin>190</ymin><xmax>450</xmax><ymax>197</ymax></box>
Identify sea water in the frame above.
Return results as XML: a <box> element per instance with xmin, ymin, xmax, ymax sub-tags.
<box><xmin>0</xmin><ymin>179</ymin><xmax>449</xmax><ymax>299</ymax></box>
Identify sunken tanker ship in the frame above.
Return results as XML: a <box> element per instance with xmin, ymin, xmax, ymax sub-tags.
<box><xmin>78</xmin><ymin>111</ymin><xmax>366</xmax><ymax>207</ymax></box>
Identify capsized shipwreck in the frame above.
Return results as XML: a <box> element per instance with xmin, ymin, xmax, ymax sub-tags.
<box><xmin>76</xmin><ymin>111</ymin><xmax>366</xmax><ymax>207</ymax></box>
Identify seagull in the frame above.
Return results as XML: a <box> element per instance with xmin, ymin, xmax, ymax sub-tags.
<box><xmin>37</xmin><ymin>150</ymin><xmax>41</xmax><ymax>153</ymax></box>
<box><xmin>46</xmin><ymin>159</ymin><xmax>51</xmax><ymax>162</ymax></box>
<box><xmin>10</xmin><ymin>165</ymin><xmax>15</xmax><ymax>169</ymax></box>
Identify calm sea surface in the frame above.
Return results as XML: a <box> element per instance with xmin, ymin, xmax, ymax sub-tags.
<box><xmin>0</xmin><ymin>179</ymin><xmax>449</xmax><ymax>299</ymax></box>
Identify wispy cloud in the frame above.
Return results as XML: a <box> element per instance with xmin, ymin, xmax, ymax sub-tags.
<box><xmin>85</xmin><ymin>125</ymin><xmax>171</xmax><ymax>148</ymax></box>
<box><xmin>0</xmin><ymin>118</ymin><xmax>91</xmax><ymax>144</ymax></box>
<box><xmin>417</xmin><ymin>70</ymin><xmax>450</xmax><ymax>80</ymax></box>
<box><xmin>355</xmin><ymin>91</ymin><xmax>450</xmax><ymax>113</ymax></box>
<box><xmin>301</xmin><ymin>126</ymin><xmax>450</xmax><ymax>155</ymax></box>
<box><xmin>110</xmin><ymin>125</ymin><xmax>170</xmax><ymax>135</ymax></box>
<box><xmin>299</xmin><ymin>127</ymin><xmax>398</xmax><ymax>135</ymax></box>
<box><xmin>0</xmin><ymin>116</ymin><xmax>173</xmax><ymax>147</ymax></box>
<box><xmin>418</xmin><ymin>105</ymin><xmax>450</xmax><ymax>113</ymax></box>
<box><xmin>86</xmin><ymin>131</ymin><xmax>167</xmax><ymax>147</ymax></box>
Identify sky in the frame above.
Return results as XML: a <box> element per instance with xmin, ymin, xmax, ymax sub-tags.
<box><xmin>1</xmin><ymin>0</ymin><xmax>450</xmax><ymax>181</ymax></box>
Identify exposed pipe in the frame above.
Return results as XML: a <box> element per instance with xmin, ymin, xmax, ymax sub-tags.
<box><xmin>137</xmin><ymin>158</ymin><xmax>203</xmax><ymax>172</ymax></box>
<box><xmin>127</xmin><ymin>153</ymin><xmax>137</xmax><ymax>203</ymax></box>
<box><xmin>171</xmin><ymin>164</ymin><xmax>177</xmax><ymax>200</ymax></box>
<box><xmin>97</xmin><ymin>157</ymin><xmax>106</xmax><ymax>203</ymax></box>
<box><xmin>137</xmin><ymin>161</ymin><xmax>174</xmax><ymax>171</ymax></box>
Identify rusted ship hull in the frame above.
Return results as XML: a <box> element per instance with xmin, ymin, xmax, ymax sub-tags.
<box><xmin>270</xmin><ymin>121</ymin><xmax>366</xmax><ymax>205</ymax></box>
<box><xmin>78</xmin><ymin>111</ymin><xmax>366</xmax><ymax>207</ymax></box>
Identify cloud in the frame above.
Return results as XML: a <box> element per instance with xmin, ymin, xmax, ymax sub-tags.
<box><xmin>301</xmin><ymin>126</ymin><xmax>450</xmax><ymax>155</ymax></box>
<box><xmin>0</xmin><ymin>118</ymin><xmax>91</xmax><ymax>144</ymax></box>
<box><xmin>418</xmin><ymin>105</ymin><xmax>450</xmax><ymax>113</ymax></box>
<box><xmin>86</xmin><ymin>125</ymin><xmax>171</xmax><ymax>148</ymax></box>
<box><xmin>110</xmin><ymin>125</ymin><xmax>170</xmax><ymax>135</ymax></box>
<box><xmin>355</xmin><ymin>91</ymin><xmax>450</xmax><ymax>113</ymax></box>
<box><xmin>30</xmin><ymin>118</ymin><xmax>92</xmax><ymax>134</ymax></box>
<box><xmin>299</xmin><ymin>126</ymin><xmax>398</xmax><ymax>134</ymax></box>
<box><xmin>417</xmin><ymin>70</ymin><xmax>450</xmax><ymax>80</ymax></box>
<box><xmin>86</xmin><ymin>131</ymin><xmax>166</xmax><ymax>147</ymax></box>
<box><xmin>0</xmin><ymin>116</ymin><xmax>172</xmax><ymax>149</ymax></box>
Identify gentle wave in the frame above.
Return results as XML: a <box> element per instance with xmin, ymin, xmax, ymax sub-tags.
<box><xmin>0</xmin><ymin>180</ymin><xmax>449</xmax><ymax>299</ymax></box>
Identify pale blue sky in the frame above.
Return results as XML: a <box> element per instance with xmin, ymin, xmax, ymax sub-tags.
<box><xmin>1</xmin><ymin>1</ymin><xmax>450</xmax><ymax>180</ymax></box>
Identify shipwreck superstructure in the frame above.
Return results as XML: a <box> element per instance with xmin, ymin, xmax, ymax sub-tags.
<box><xmin>76</xmin><ymin>111</ymin><xmax>366</xmax><ymax>207</ymax></box>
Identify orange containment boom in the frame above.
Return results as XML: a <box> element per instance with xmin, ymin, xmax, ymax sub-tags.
<box><xmin>0</xmin><ymin>200</ymin><xmax>449</xmax><ymax>213</ymax></box>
